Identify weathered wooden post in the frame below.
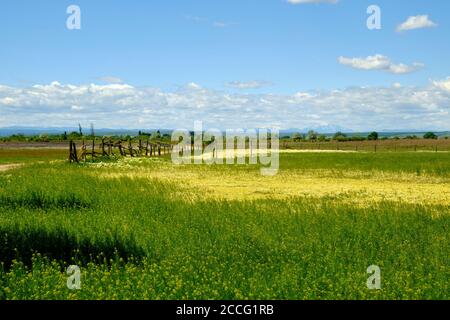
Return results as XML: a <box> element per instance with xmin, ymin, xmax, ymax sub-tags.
<box><xmin>82</xmin><ymin>140</ymin><xmax>86</xmax><ymax>162</ymax></box>
<box><xmin>118</xmin><ymin>142</ymin><xmax>124</xmax><ymax>156</ymax></box>
<box><xmin>72</xmin><ymin>141</ymin><xmax>79</xmax><ymax>163</ymax></box>
<box><xmin>102</xmin><ymin>138</ymin><xmax>106</xmax><ymax>156</ymax></box>
<box><xmin>108</xmin><ymin>138</ymin><xmax>112</xmax><ymax>155</ymax></box>
<box><xmin>69</xmin><ymin>141</ymin><xmax>79</xmax><ymax>163</ymax></box>
<box><xmin>128</xmin><ymin>139</ymin><xmax>134</xmax><ymax>157</ymax></box>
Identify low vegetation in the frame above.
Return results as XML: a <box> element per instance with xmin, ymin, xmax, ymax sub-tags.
<box><xmin>0</xmin><ymin>150</ymin><xmax>448</xmax><ymax>300</ymax></box>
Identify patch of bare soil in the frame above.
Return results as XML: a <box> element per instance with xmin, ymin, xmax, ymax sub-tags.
<box><xmin>0</xmin><ymin>142</ymin><xmax>67</xmax><ymax>149</ymax></box>
<box><xmin>0</xmin><ymin>164</ymin><xmax>23</xmax><ymax>172</ymax></box>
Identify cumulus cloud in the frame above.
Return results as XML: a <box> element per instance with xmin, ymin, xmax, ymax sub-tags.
<box><xmin>0</xmin><ymin>80</ymin><xmax>449</xmax><ymax>131</ymax></box>
<box><xmin>225</xmin><ymin>81</ymin><xmax>273</xmax><ymax>89</ymax></box>
<box><xmin>338</xmin><ymin>55</ymin><xmax>424</xmax><ymax>74</ymax></box>
<box><xmin>433</xmin><ymin>77</ymin><xmax>450</xmax><ymax>92</ymax></box>
<box><xmin>287</xmin><ymin>0</ymin><xmax>338</xmax><ymax>4</ymax></box>
<box><xmin>397</xmin><ymin>15</ymin><xmax>437</xmax><ymax>32</ymax></box>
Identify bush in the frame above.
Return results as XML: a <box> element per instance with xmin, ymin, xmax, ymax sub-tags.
<box><xmin>368</xmin><ymin>131</ymin><xmax>379</xmax><ymax>141</ymax></box>
<box><xmin>423</xmin><ymin>132</ymin><xmax>438</xmax><ymax>140</ymax></box>
<box><xmin>333</xmin><ymin>132</ymin><xmax>347</xmax><ymax>141</ymax></box>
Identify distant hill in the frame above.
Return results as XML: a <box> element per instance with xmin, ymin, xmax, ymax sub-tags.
<box><xmin>0</xmin><ymin>126</ymin><xmax>448</xmax><ymax>138</ymax></box>
<box><xmin>0</xmin><ymin>127</ymin><xmax>172</xmax><ymax>137</ymax></box>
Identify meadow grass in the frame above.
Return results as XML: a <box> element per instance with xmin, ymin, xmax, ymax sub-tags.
<box><xmin>0</xmin><ymin>148</ymin><xmax>67</xmax><ymax>165</ymax></box>
<box><xmin>0</xmin><ymin>151</ymin><xmax>448</xmax><ymax>300</ymax></box>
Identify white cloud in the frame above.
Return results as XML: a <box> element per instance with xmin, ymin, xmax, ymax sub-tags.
<box><xmin>433</xmin><ymin>77</ymin><xmax>450</xmax><ymax>92</ymax></box>
<box><xmin>0</xmin><ymin>80</ymin><xmax>449</xmax><ymax>131</ymax></box>
<box><xmin>186</xmin><ymin>82</ymin><xmax>203</xmax><ymax>90</ymax></box>
<box><xmin>397</xmin><ymin>15</ymin><xmax>437</xmax><ymax>32</ymax></box>
<box><xmin>338</xmin><ymin>55</ymin><xmax>424</xmax><ymax>74</ymax></box>
<box><xmin>0</xmin><ymin>97</ymin><xmax>16</xmax><ymax>105</ymax></box>
<box><xmin>225</xmin><ymin>81</ymin><xmax>273</xmax><ymax>89</ymax></box>
<box><xmin>71</xmin><ymin>105</ymin><xmax>84</xmax><ymax>111</ymax></box>
<box><xmin>287</xmin><ymin>0</ymin><xmax>338</xmax><ymax>4</ymax></box>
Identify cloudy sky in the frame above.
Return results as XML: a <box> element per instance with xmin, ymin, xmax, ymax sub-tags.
<box><xmin>0</xmin><ymin>0</ymin><xmax>449</xmax><ymax>131</ymax></box>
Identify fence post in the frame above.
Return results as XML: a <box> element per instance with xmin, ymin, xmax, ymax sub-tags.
<box><xmin>102</xmin><ymin>138</ymin><xmax>106</xmax><ymax>156</ymax></box>
<box><xmin>128</xmin><ymin>139</ymin><xmax>134</xmax><ymax>157</ymax></box>
<box><xmin>91</xmin><ymin>139</ymin><xmax>95</xmax><ymax>162</ymax></box>
<box><xmin>72</xmin><ymin>141</ymin><xmax>79</xmax><ymax>163</ymax></box>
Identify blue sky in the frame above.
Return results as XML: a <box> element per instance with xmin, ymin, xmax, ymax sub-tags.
<box><xmin>0</xmin><ymin>0</ymin><xmax>449</xmax><ymax>131</ymax></box>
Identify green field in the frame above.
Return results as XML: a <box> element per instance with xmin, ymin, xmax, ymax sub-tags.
<box><xmin>0</xmin><ymin>148</ymin><xmax>67</xmax><ymax>164</ymax></box>
<box><xmin>0</xmin><ymin>150</ymin><xmax>448</xmax><ymax>299</ymax></box>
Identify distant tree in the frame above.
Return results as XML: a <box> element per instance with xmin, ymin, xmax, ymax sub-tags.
<box><xmin>318</xmin><ymin>135</ymin><xmax>327</xmax><ymax>142</ymax></box>
<box><xmin>78</xmin><ymin>123</ymin><xmax>83</xmax><ymax>136</ymax></box>
<box><xmin>63</xmin><ymin>131</ymin><xmax>68</xmax><ymax>140</ymax></box>
<box><xmin>68</xmin><ymin>131</ymin><xmax>82</xmax><ymax>139</ymax></box>
<box><xmin>333</xmin><ymin>131</ymin><xmax>346</xmax><ymax>139</ymax></box>
<box><xmin>368</xmin><ymin>131</ymin><xmax>379</xmax><ymax>141</ymax></box>
<box><xmin>423</xmin><ymin>132</ymin><xmax>438</xmax><ymax>140</ymax></box>
<box><xmin>333</xmin><ymin>131</ymin><xmax>347</xmax><ymax>141</ymax></box>
<box><xmin>350</xmin><ymin>135</ymin><xmax>365</xmax><ymax>142</ymax></box>
<box><xmin>292</xmin><ymin>133</ymin><xmax>304</xmax><ymax>142</ymax></box>
<box><xmin>306</xmin><ymin>130</ymin><xmax>318</xmax><ymax>141</ymax></box>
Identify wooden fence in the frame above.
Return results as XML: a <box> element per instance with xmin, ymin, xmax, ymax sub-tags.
<box><xmin>69</xmin><ymin>138</ymin><xmax>173</xmax><ymax>163</ymax></box>
<box><xmin>280</xmin><ymin>139</ymin><xmax>450</xmax><ymax>152</ymax></box>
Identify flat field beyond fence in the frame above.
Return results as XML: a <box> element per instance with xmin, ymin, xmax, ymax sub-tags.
<box><xmin>0</xmin><ymin>147</ymin><xmax>448</xmax><ymax>299</ymax></box>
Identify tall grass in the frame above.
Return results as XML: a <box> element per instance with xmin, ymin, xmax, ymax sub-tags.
<box><xmin>0</xmin><ymin>152</ymin><xmax>448</xmax><ymax>299</ymax></box>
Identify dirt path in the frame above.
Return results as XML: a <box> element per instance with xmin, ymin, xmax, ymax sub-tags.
<box><xmin>0</xmin><ymin>164</ymin><xmax>23</xmax><ymax>172</ymax></box>
<box><xmin>0</xmin><ymin>142</ymin><xmax>67</xmax><ymax>149</ymax></box>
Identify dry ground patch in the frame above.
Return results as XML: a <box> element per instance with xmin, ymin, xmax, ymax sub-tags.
<box><xmin>93</xmin><ymin>158</ymin><xmax>450</xmax><ymax>207</ymax></box>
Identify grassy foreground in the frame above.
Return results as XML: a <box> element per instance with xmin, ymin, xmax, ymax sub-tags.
<box><xmin>0</xmin><ymin>151</ymin><xmax>448</xmax><ymax>299</ymax></box>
